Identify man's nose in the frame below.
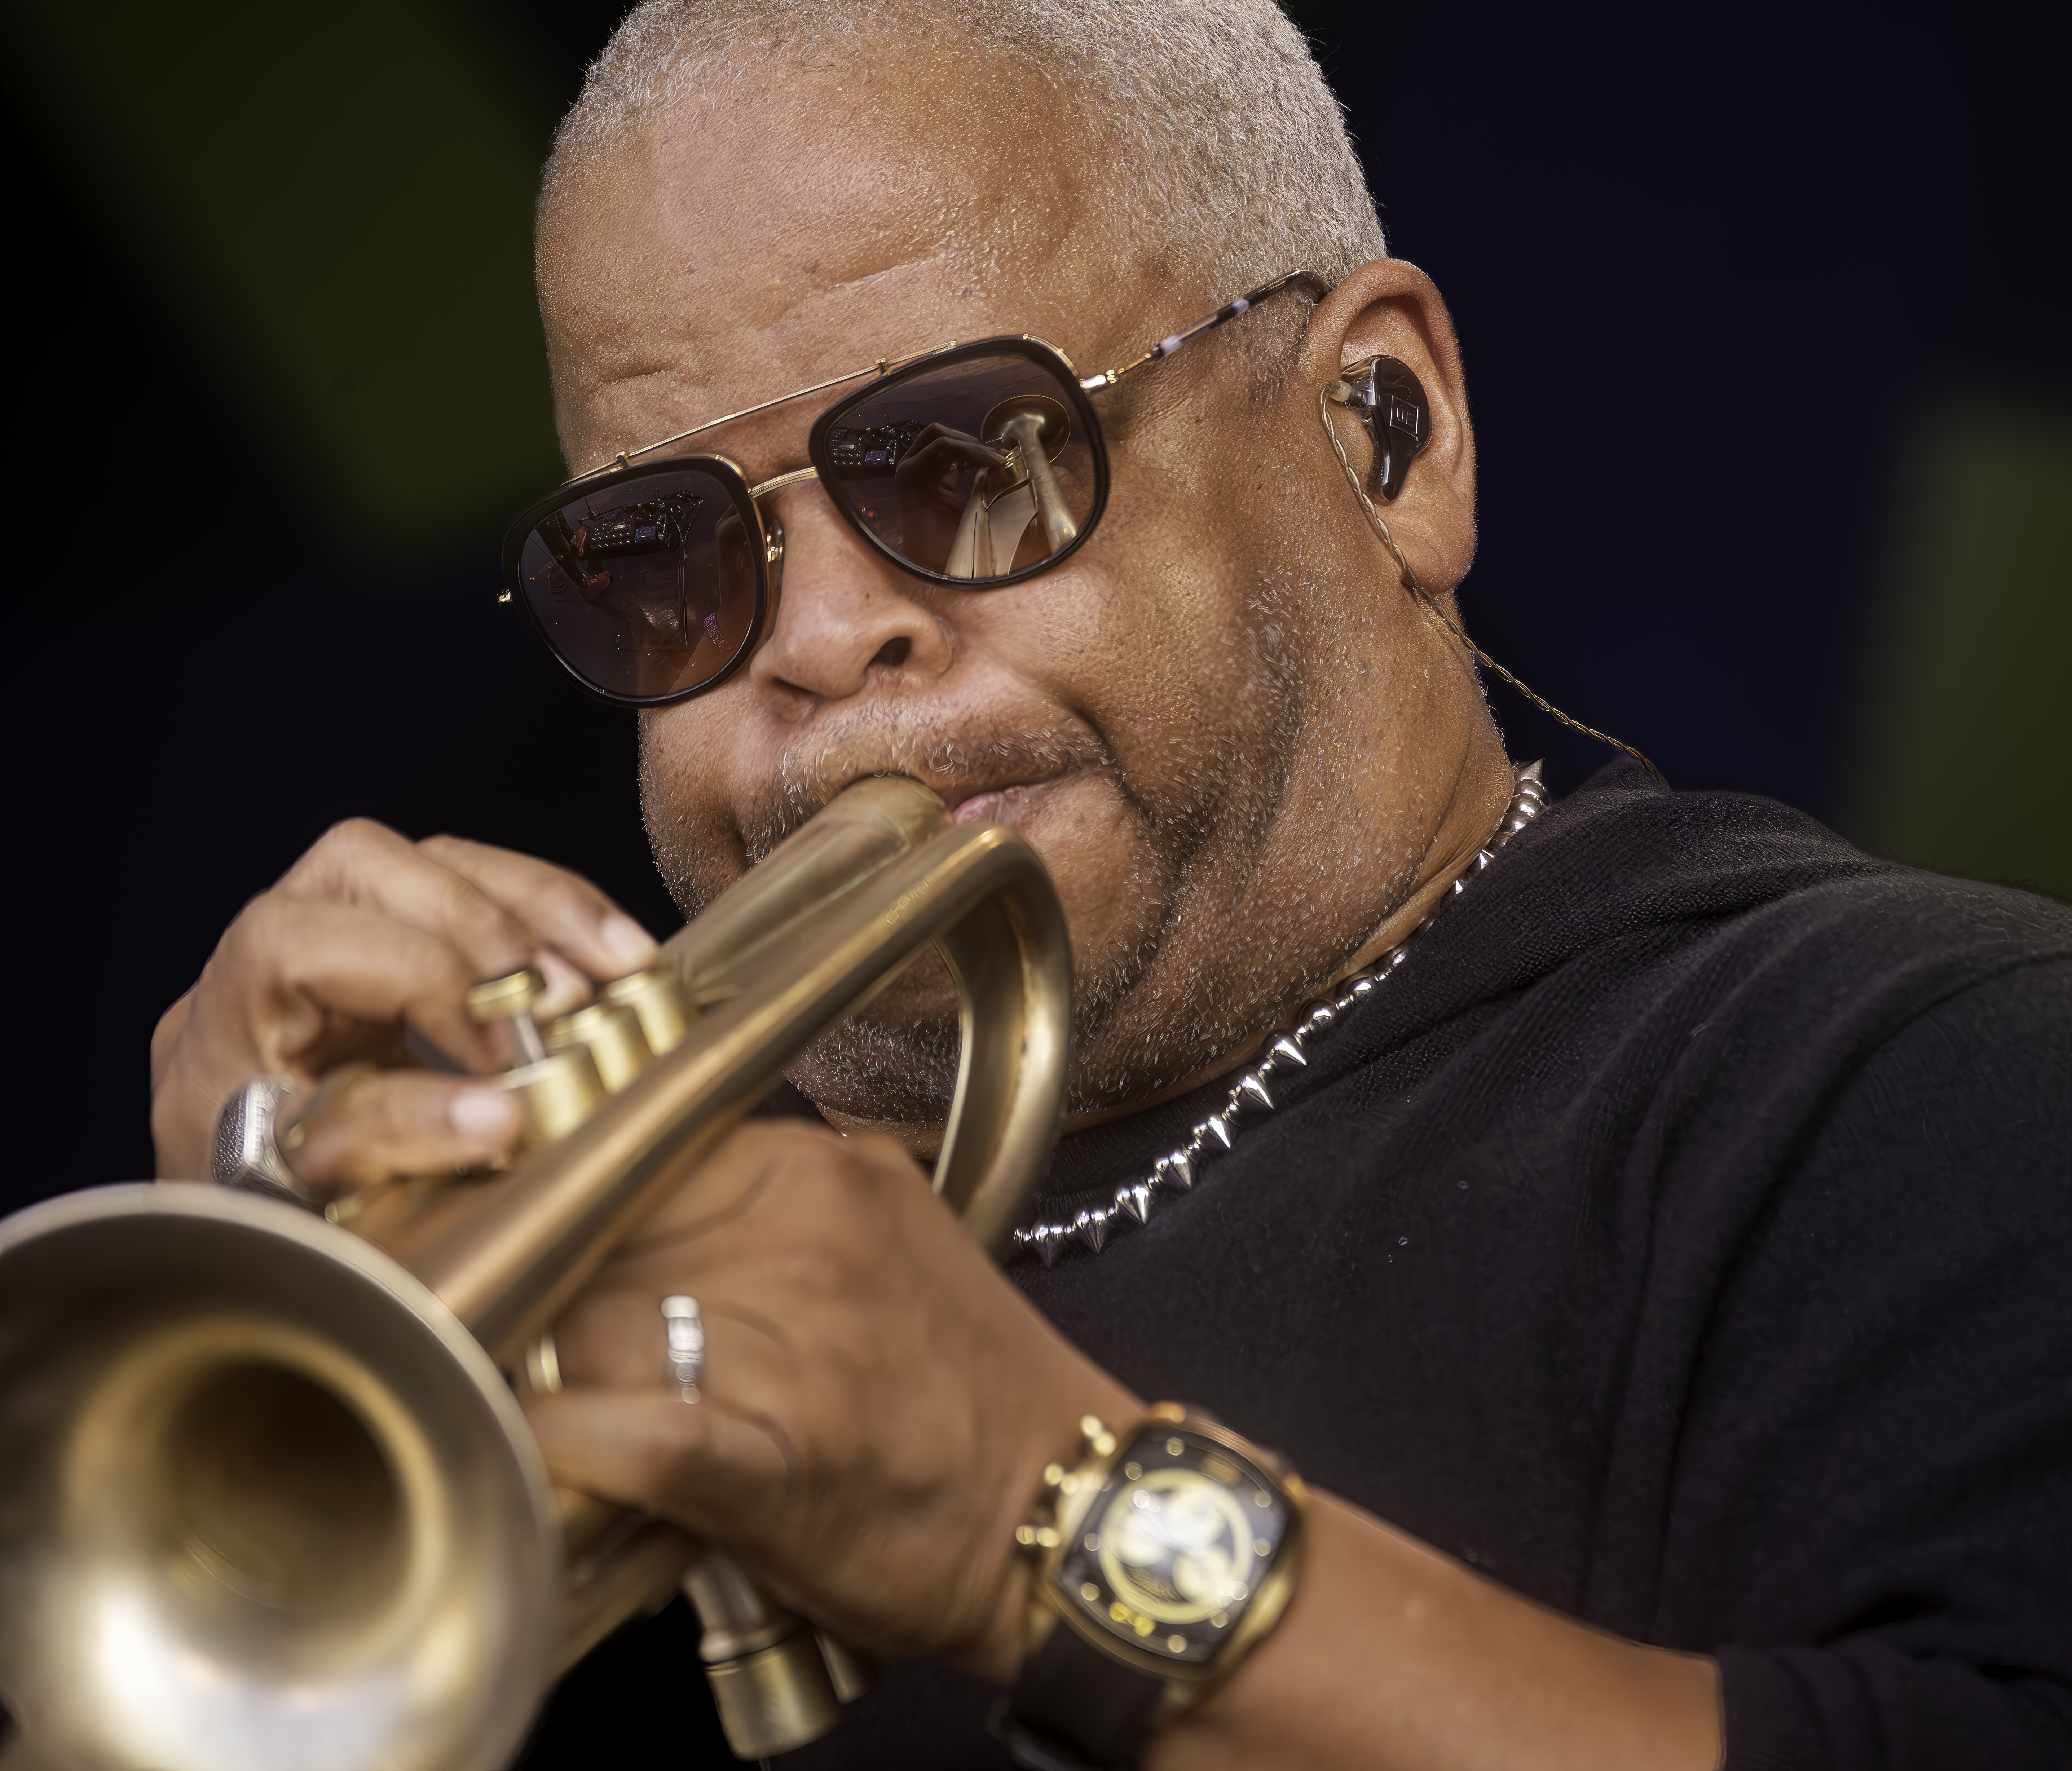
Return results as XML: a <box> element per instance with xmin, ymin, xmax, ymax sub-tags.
<box><xmin>748</xmin><ymin>486</ymin><xmax>954</xmax><ymax>711</ymax></box>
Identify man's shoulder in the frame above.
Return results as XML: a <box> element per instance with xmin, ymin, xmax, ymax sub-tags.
<box><xmin>1502</xmin><ymin>760</ymin><xmax>2071</xmax><ymax>1007</ymax></box>
<box><xmin>1391</xmin><ymin>760</ymin><xmax>2072</xmax><ymax>1185</ymax></box>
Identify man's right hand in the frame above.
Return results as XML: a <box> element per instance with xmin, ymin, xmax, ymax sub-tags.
<box><xmin>150</xmin><ymin>818</ymin><xmax>660</xmax><ymax>1193</ymax></box>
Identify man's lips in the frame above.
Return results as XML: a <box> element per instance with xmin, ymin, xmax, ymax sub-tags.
<box><xmin>949</xmin><ymin>779</ymin><xmax>1064</xmax><ymax>826</ymax></box>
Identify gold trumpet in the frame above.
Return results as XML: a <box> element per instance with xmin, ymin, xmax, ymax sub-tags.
<box><xmin>0</xmin><ymin>777</ymin><xmax>1073</xmax><ymax>1771</ymax></box>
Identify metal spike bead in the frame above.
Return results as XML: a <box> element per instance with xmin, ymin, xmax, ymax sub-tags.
<box><xmin>1160</xmin><ymin>1151</ymin><xmax>1193</xmax><ymax>1190</ymax></box>
<box><xmin>1035</xmin><ymin>1225</ymin><xmax>1063</xmax><ymax>1267</ymax></box>
<box><xmin>1272</xmin><ymin>1037</ymin><xmax>1307</xmax><ymax>1066</ymax></box>
<box><xmin>1240</xmin><ymin>1073</ymin><xmax>1274</xmax><ymax>1109</ymax></box>
<box><xmin>1075</xmin><ymin>1210</ymin><xmax>1110</xmax><ymax>1253</ymax></box>
<box><xmin>1119</xmin><ymin>1183</ymin><xmax>1153</xmax><ymax>1224</ymax></box>
<box><xmin>1203</xmin><ymin>1114</ymin><xmax>1235</xmax><ymax>1148</ymax></box>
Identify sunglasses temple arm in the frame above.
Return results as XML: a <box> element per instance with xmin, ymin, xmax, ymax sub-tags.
<box><xmin>1079</xmin><ymin>269</ymin><xmax>1331</xmax><ymax>392</ymax></box>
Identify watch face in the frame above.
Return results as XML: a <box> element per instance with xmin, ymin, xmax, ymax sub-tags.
<box><xmin>1053</xmin><ymin>1424</ymin><xmax>1293</xmax><ymax>1667</ymax></box>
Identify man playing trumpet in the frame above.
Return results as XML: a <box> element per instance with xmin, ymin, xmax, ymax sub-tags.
<box><xmin>148</xmin><ymin>2</ymin><xmax>2072</xmax><ymax>1767</ymax></box>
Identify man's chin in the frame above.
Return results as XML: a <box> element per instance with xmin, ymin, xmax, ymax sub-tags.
<box><xmin>786</xmin><ymin>988</ymin><xmax>965</xmax><ymax>1137</ymax></box>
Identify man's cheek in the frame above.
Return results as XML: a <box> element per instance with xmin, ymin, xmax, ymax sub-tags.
<box><xmin>1015</xmin><ymin>779</ymin><xmax>1171</xmax><ymax>969</ymax></box>
<box><xmin>639</xmin><ymin>758</ymin><xmax>750</xmax><ymax>916</ymax></box>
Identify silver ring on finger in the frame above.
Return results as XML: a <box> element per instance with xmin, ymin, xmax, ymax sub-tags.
<box><xmin>661</xmin><ymin>1294</ymin><xmax>705</xmax><ymax>1403</ymax></box>
<box><xmin>212</xmin><ymin>1076</ymin><xmax>318</xmax><ymax>1209</ymax></box>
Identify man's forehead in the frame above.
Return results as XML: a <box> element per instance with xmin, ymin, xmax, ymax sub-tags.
<box><xmin>538</xmin><ymin>62</ymin><xmax>1143</xmax><ymax>461</ymax></box>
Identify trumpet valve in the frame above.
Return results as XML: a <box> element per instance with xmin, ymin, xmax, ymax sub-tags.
<box><xmin>603</xmin><ymin>966</ymin><xmax>693</xmax><ymax>1056</ymax></box>
<box><xmin>498</xmin><ymin>1047</ymin><xmax>605</xmax><ymax>1151</ymax></box>
<box><xmin>468</xmin><ymin>967</ymin><xmax>550</xmax><ymax>1067</ymax></box>
<box><xmin>547</xmin><ymin>1001</ymin><xmax>654</xmax><ymax>1093</ymax></box>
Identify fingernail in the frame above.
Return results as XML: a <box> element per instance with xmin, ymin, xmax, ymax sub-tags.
<box><xmin>450</xmin><ymin>1086</ymin><xmax>520</xmax><ymax>1141</ymax></box>
<box><xmin>600</xmin><ymin>912</ymin><xmax>657</xmax><ymax>972</ymax></box>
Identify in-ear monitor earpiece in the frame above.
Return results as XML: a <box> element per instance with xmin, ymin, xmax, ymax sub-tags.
<box><xmin>1326</xmin><ymin>357</ymin><xmax>1432</xmax><ymax>502</ymax></box>
<box><xmin>1315</xmin><ymin>358</ymin><xmax>1666</xmax><ymax>786</ymax></box>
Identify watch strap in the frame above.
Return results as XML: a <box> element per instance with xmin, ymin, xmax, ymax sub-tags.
<box><xmin>992</xmin><ymin>1621</ymin><xmax>1165</xmax><ymax>1771</ymax></box>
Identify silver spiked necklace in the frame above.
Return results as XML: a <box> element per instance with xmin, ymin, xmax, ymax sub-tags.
<box><xmin>1011</xmin><ymin>761</ymin><xmax>1549</xmax><ymax>1267</ymax></box>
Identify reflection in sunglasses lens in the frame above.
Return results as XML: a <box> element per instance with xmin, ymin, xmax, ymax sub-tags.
<box><xmin>821</xmin><ymin>354</ymin><xmax>1097</xmax><ymax>580</ymax></box>
<box><xmin>515</xmin><ymin>468</ymin><xmax>761</xmax><ymax>701</ymax></box>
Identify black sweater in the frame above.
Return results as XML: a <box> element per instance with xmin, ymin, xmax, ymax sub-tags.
<box><xmin>534</xmin><ymin>763</ymin><xmax>2072</xmax><ymax>1770</ymax></box>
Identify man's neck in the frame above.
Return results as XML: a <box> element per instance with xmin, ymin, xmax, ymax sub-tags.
<box><xmin>1055</xmin><ymin>716</ymin><xmax>1520</xmax><ymax>1139</ymax></box>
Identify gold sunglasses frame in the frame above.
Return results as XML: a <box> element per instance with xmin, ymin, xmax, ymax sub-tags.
<box><xmin>500</xmin><ymin>271</ymin><xmax>1328</xmax><ymax>705</ymax></box>
<box><xmin>562</xmin><ymin>268</ymin><xmax>1330</xmax><ymax>493</ymax></box>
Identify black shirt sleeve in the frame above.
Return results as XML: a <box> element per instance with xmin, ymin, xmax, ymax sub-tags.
<box><xmin>1677</xmin><ymin>960</ymin><xmax>2072</xmax><ymax>1769</ymax></box>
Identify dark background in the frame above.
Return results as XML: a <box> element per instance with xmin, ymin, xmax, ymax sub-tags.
<box><xmin>2</xmin><ymin>0</ymin><xmax>2066</xmax><ymax>1760</ymax></box>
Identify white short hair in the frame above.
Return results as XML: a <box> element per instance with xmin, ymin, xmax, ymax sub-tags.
<box><xmin>546</xmin><ymin>0</ymin><xmax>1386</xmax><ymax>339</ymax></box>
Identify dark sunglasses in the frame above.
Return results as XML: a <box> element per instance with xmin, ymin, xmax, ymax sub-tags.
<box><xmin>501</xmin><ymin>271</ymin><xmax>1328</xmax><ymax>707</ymax></box>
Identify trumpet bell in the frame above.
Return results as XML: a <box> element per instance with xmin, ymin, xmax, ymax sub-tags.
<box><xmin>0</xmin><ymin>1183</ymin><xmax>560</xmax><ymax>1771</ymax></box>
<box><xmin>0</xmin><ymin>777</ymin><xmax>1073</xmax><ymax>1770</ymax></box>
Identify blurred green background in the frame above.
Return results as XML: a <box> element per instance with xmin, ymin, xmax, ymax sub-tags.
<box><xmin>5</xmin><ymin>1</ymin><xmax>564</xmax><ymax>548</ymax></box>
<box><xmin>1850</xmin><ymin>391</ymin><xmax>2072</xmax><ymax>892</ymax></box>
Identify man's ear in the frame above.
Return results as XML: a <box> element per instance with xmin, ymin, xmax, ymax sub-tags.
<box><xmin>1296</xmin><ymin>259</ymin><xmax>1477</xmax><ymax>593</ymax></box>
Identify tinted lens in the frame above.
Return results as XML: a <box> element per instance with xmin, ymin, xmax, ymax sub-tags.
<box><xmin>509</xmin><ymin>465</ymin><xmax>762</xmax><ymax>703</ymax></box>
<box><xmin>819</xmin><ymin>350</ymin><xmax>1099</xmax><ymax>582</ymax></box>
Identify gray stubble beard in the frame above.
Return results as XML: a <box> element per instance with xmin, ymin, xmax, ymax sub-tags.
<box><xmin>638</xmin><ymin>567</ymin><xmax>1421</xmax><ymax>1126</ymax></box>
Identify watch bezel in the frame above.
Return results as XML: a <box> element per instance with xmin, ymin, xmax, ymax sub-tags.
<box><xmin>1037</xmin><ymin>1409</ymin><xmax>1307</xmax><ymax>1685</ymax></box>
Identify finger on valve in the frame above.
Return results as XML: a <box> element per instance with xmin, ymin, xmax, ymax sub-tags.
<box><xmin>275</xmin><ymin>818</ymin><xmax>543</xmax><ymax>982</ymax></box>
<box><xmin>275</xmin><ymin>1065</ymin><xmax>524</xmax><ymax>1200</ymax></box>
<box><xmin>418</xmin><ymin>833</ymin><xmax>659</xmax><ymax>983</ymax></box>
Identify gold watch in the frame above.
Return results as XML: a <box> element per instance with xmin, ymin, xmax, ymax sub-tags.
<box><xmin>994</xmin><ymin>1404</ymin><xmax>1306</xmax><ymax>1769</ymax></box>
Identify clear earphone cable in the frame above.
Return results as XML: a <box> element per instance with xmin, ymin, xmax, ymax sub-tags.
<box><xmin>1318</xmin><ymin>381</ymin><xmax>1667</xmax><ymax>789</ymax></box>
